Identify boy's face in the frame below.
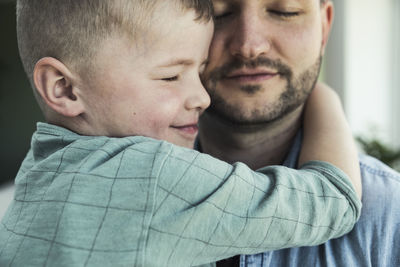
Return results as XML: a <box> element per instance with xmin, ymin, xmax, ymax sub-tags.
<box><xmin>78</xmin><ymin>9</ymin><xmax>213</xmax><ymax>148</ymax></box>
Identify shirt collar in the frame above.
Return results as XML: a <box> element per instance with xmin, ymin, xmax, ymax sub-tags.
<box><xmin>282</xmin><ymin>130</ymin><xmax>302</xmax><ymax>168</ymax></box>
<box><xmin>195</xmin><ymin>130</ymin><xmax>302</xmax><ymax>169</ymax></box>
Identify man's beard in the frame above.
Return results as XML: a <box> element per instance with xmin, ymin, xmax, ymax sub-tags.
<box><xmin>203</xmin><ymin>55</ymin><xmax>322</xmax><ymax>128</ymax></box>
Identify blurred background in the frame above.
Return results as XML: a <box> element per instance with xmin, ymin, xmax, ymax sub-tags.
<box><xmin>1</xmin><ymin>0</ymin><xmax>44</xmax><ymax>217</ymax></box>
<box><xmin>1</xmin><ymin>0</ymin><xmax>400</xmax><ymax>217</ymax></box>
<box><xmin>322</xmin><ymin>0</ymin><xmax>400</xmax><ymax>171</ymax></box>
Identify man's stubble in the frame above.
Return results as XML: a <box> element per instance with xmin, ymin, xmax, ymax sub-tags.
<box><xmin>203</xmin><ymin>54</ymin><xmax>322</xmax><ymax>129</ymax></box>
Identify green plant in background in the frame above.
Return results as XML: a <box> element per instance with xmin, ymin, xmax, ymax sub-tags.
<box><xmin>357</xmin><ymin>136</ymin><xmax>400</xmax><ymax>171</ymax></box>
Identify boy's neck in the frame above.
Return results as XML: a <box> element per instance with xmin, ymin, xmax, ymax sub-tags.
<box><xmin>46</xmin><ymin>112</ymin><xmax>93</xmax><ymax>137</ymax></box>
<box><xmin>198</xmin><ymin>106</ymin><xmax>303</xmax><ymax>170</ymax></box>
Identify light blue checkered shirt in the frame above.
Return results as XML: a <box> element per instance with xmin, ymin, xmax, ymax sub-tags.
<box><xmin>0</xmin><ymin>123</ymin><xmax>361</xmax><ymax>266</ymax></box>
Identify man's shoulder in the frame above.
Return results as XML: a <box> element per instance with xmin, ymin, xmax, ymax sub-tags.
<box><xmin>356</xmin><ymin>154</ymin><xmax>400</xmax><ymax>227</ymax></box>
<box><xmin>358</xmin><ymin>154</ymin><xmax>400</xmax><ymax>203</ymax></box>
<box><xmin>359</xmin><ymin>153</ymin><xmax>400</xmax><ymax>180</ymax></box>
<box><xmin>322</xmin><ymin>154</ymin><xmax>400</xmax><ymax>266</ymax></box>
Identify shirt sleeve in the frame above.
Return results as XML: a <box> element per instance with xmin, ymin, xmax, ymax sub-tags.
<box><xmin>144</xmin><ymin>141</ymin><xmax>362</xmax><ymax>266</ymax></box>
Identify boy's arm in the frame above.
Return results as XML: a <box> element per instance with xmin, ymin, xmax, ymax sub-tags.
<box><xmin>146</xmin><ymin>141</ymin><xmax>361</xmax><ymax>265</ymax></box>
<box><xmin>298</xmin><ymin>82</ymin><xmax>362</xmax><ymax>199</ymax></box>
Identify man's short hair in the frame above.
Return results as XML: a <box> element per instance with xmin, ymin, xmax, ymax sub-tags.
<box><xmin>16</xmin><ymin>0</ymin><xmax>213</xmax><ymax>90</ymax></box>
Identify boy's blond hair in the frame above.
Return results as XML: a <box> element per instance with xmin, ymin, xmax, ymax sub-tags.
<box><xmin>16</xmin><ymin>0</ymin><xmax>213</xmax><ymax>108</ymax></box>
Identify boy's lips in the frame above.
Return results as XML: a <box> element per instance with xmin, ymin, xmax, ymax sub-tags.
<box><xmin>225</xmin><ymin>68</ymin><xmax>279</xmax><ymax>83</ymax></box>
<box><xmin>170</xmin><ymin>123</ymin><xmax>199</xmax><ymax>139</ymax></box>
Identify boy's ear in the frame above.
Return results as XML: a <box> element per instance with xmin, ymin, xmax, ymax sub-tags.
<box><xmin>33</xmin><ymin>57</ymin><xmax>85</xmax><ymax>117</ymax></box>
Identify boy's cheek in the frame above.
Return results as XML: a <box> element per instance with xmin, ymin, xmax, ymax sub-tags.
<box><xmin>156</xmin><ymin>93</ymin><xmax>184</xmax><ymax>114</ymax></box>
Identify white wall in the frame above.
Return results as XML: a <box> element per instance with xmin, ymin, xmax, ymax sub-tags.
<box><xmin>392</xmin><ymin>0</ymin><xmax>400</xmax><ymax>148</ymax></box>
<box><xmin>344</xmin><ymin>0</ymin><xmax>397</xmax><ymax>146</ymax></box>
<box><xmin>324</xmin><ymin>0</ymin><xmax>399</xmax><ymax>148</ymax></box>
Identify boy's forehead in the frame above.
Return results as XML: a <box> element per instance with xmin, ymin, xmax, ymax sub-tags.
<box><xmin>212</xmin><ymin>0</ymin><xmax>317</xmax><ymax>6</ymax></box>
<box><xmin>107</xmin><ymin>7</ymin><xmax>212</xmax><ymax>66</ymax></box>
<box><xmin>146</xmin><ymin>8</ymin><xmax>211</xmax><ymax>41</ymax></box>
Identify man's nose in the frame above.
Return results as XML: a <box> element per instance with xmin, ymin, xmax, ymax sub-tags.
<box><xmin>229</xmin><ymin>13</ymin><xmax>271</xmax><ymax>60</ymax></box>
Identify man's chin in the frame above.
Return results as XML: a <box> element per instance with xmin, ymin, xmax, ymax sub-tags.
<box><xmin>203</xmin><ymin>106</ymin><xmax>276</xmax><ymax>132</ymax></box>
<box><xmin>203</xmin><ymin>98</ymin><xmax>305</xmax><ymax>133</ymax></box>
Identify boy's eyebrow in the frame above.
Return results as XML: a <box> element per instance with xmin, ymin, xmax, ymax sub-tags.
<box><xmin>158</xmin><ymin>59</ymin><xmax>195</xmax><ymax>68</ymax></box>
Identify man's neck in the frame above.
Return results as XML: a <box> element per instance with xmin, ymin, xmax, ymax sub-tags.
<box><xmin>198</xmin><ymin>106</ymin><xmax>303</xmax><ymax>170</ymax></box>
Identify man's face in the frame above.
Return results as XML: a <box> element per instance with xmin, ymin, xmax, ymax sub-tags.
<box><xmin>78</xmin><ymin>7</ymin><xmax>213</xmax><ymax>148</ymax></box>
<box><xmin>202</xmin><ymin>0</ymin><xmax>332</xmax><ymax>126</ymax></box>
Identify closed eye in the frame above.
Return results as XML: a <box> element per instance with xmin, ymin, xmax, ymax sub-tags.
<box><xmin>214</xmin><ymin>11</ymin><xmax>232</xmax><ymax>20</ymax></box>
<box><xmin>162</xmin><ymin>76</ymin><xmax>179</xmax><ymax>82</ymax></box>
<box><xmin>269</xmin><ymin>10</ymin><xmax>300</xmax><ymax>18</ymax></box>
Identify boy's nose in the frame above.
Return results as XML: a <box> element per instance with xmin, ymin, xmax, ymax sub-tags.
<box><xmin>185</xmin><ymin>79</ymin><xmax>211</xmax><ymax>112</ymax></box>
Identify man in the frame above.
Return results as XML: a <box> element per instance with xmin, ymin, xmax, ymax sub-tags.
<box><xmin>199</xmin><ymin>0</ymin><xmax>400</xmax><ymax>266</ymax></box>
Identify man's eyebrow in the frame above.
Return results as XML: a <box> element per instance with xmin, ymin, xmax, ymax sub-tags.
<box><xmin>158</xmin><ymin>59</ymin><xmax>194</xmax><ymax>68</ymax></box>
<box><xmin>213</xmin><ymin>0</ymin><xmax>229</xmax><ymax>8</ymax></box>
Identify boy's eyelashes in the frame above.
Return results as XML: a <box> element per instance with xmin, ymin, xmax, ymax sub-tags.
<box><xmin>162</xmin><ymin>76</ymin><xmax>179</xmax><ymax>82</ymax></box>
<box><xmin>159</xmin><ymin>64</ymin><xmax>209</xmax><ymax>82</ymax></box>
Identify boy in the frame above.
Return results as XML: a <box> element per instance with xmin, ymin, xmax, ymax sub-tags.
<box><xmin>0</xmin><ymin>0</ymin><xmax>361</xmax><ymax>266</ymax></box>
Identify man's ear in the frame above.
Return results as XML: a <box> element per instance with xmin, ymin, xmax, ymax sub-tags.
<box><xmin>33</xmin><ymin>57</ymin><xmax>85</xmax><ymax>117</ymax></box>
<box><xmin>320</xmin><ymin>1</ymin><xmax>334</xmax><ymax>55</ymax></box>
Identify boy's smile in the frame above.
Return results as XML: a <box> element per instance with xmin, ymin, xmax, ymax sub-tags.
<box><xmin>170</xmin><ymin>123</ymin><xmax>199</xmax><ymax>139</ymax></box>
<box><xmin>76</xmin><ymin>5</ymin><xmax>213</xmax><ymax>148</ymax></box>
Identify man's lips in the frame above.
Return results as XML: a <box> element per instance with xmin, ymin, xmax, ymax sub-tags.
<box><xmin>225</xmin><ymin>68</ymin><xmax>279</xmax><ymax>83</ymax></box>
